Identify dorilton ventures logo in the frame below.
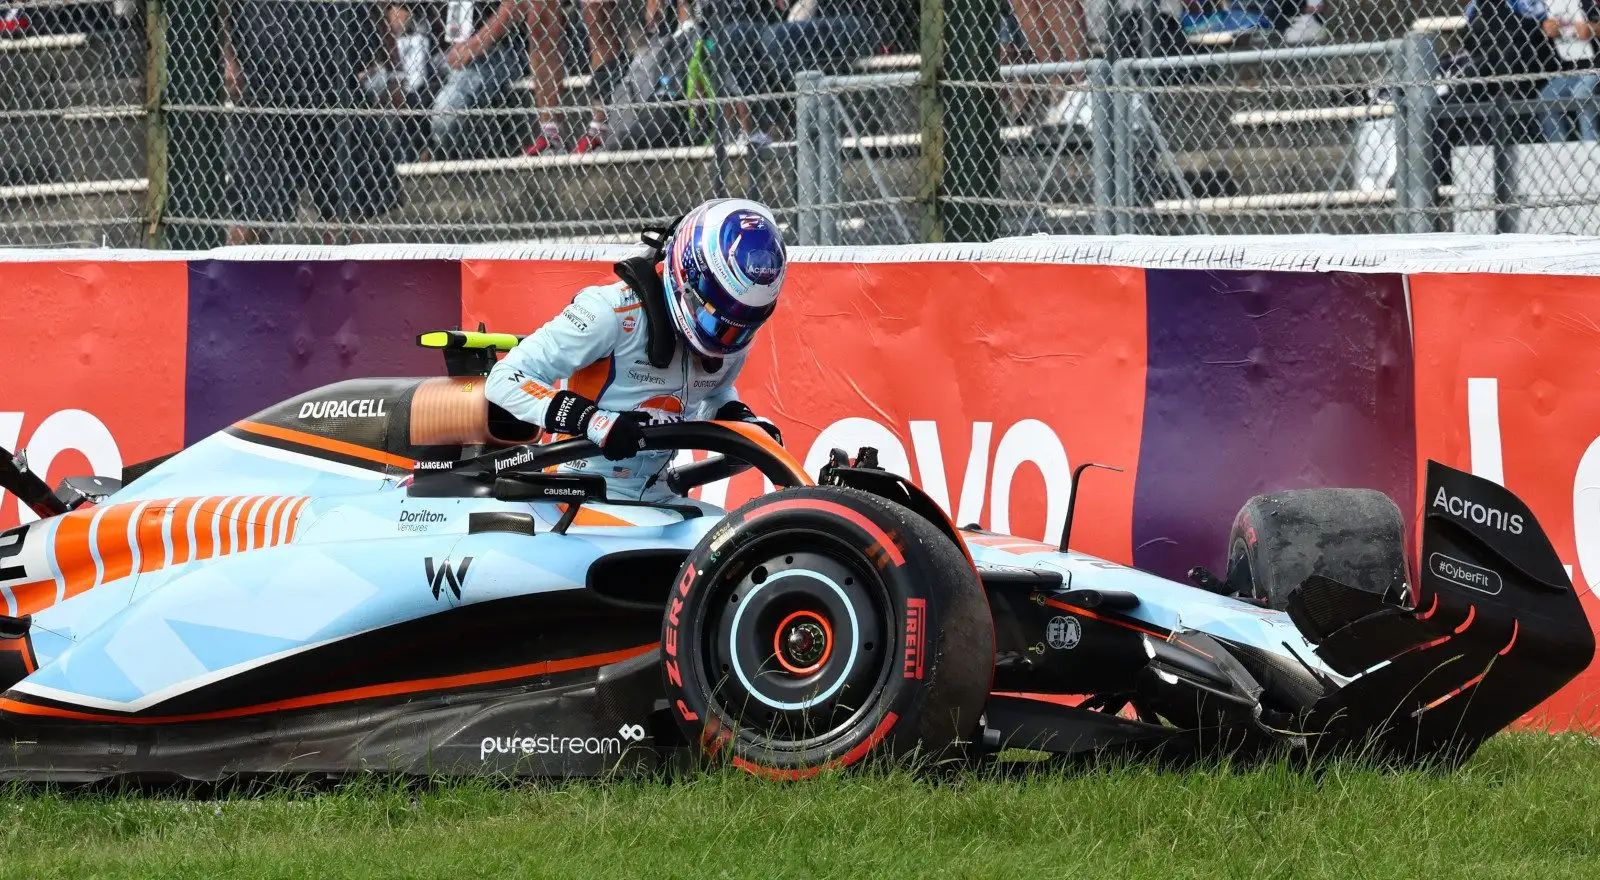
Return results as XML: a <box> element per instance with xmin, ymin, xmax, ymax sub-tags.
<box><xmin>399</xmin><ymin>509</ymin><xmax>447</xmax><ymax>532</ymax></box>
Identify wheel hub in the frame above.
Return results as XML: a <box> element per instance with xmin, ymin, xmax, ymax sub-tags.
<box><xmin>775</xmin><ymin>610</ymin><xmax>832</xmax><ymax>674</ymax></box>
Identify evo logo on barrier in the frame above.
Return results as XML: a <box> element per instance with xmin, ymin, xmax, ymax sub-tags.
<box><xmin>674</xmin><ymin>418</ymin><xmax>1078</xmax><ymax>544</ymax></box>
<box><xmin>0</xmin><ymin>410</ymin><xmax>122</xmax><ymax>525</ymax></box>
<box><xmin>804</xmin><ymin>418</ymin><xmax>1074</xmax><ymax>545</ymax></box>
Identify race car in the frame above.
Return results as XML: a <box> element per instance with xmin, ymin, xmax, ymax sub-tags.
<box><xmin>0</xmin><ymin>331</ymin><xmax>1591</xmax><ymax>783</ymax></box>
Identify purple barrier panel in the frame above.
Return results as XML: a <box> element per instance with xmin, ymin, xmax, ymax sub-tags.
<box><xmin>1131</xmin><ymin>269</ymin><xmax>1415</xmax><ymax>582</ymax></box>
<box><xmin>184</xmin><ymin>260</ymin><xmax>462</xmax><ymax>444</ymax></box>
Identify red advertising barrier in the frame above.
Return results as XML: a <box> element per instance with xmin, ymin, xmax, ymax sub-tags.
<box><xmin>463</xmin><ymin>259</ymin><xmax>1149</xmax><ymax>565</ymax></box>
<box><xmin>1</xmin><ymin>248</ymin><xmax>1596</xmax><ymax>729</ymax></box>
<box><xmin>0</xmin><ymin>261</ymin><xmax>189</xmax><ymax>530</ymax></box>
<box><xmin>1412</xmin><ymin>273</ymin><xmax>1600</xmax><ymax>727</ymax></box>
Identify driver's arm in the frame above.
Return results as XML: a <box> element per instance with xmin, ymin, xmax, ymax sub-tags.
<box><xmin>486</xmin><ymin>288</ymin><xmax>621</xmax><ymax>437</ymax></box>
<box><xmin>701</xmin><ymin>363</ymin><xmax>783</xmax><ymax>446</ymax></box>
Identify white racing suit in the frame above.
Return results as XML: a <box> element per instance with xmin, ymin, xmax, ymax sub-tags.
<box><xmin>485</xmin><ymin>278</ymin><xmax>750</xmax><ymax>502</ymax></box>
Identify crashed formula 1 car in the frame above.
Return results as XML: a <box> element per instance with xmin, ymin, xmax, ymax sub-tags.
<box><xmin>0</xmin><ymin>331</ymin><xmax>1591</xmax><ymax>783</ymax></box>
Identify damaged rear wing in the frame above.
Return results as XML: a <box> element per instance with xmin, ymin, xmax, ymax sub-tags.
<box><xmin>1289</xmin><ymin>461</ymin><xmax>1595</xmax><ymax>764</ymax></box>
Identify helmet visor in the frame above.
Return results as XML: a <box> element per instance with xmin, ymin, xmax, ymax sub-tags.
<box><xmin>675</xmin><ymin>276</ymin><xmax>776</xmax><ymax>356</ymax></box>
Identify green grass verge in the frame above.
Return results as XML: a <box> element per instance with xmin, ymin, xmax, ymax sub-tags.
<box><xmin>2</xmin><ymin>734</ymin><xmax>1599</xmax><ymax>879</ymax></box>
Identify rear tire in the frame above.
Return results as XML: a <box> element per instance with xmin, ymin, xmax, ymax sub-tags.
<box><xmin>1225</xmin><ymin>488</ymin><xmax>1406</xmax><ymax>611</ymax></box>
<box><xmin>661</xmin><ymin>487</ymin><xmax>993</xmax><ymax>778</ymax></box>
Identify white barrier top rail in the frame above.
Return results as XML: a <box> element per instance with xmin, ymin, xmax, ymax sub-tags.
<box><xmin>3</xmin><ymin>235</ymin><xmax>1600</xmax><ymax>277</ymax></box>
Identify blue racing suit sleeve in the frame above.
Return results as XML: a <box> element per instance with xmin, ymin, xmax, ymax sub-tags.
<box><xmin>485</xmin><ymin>287</ymin><xmax>621</xmax><ymax>428</ymax></box>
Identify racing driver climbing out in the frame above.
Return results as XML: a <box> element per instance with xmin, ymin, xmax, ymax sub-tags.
<box><xmin>485</xmin><ymin>197</ymin><xmax>789</xmax><ymax>503</ymax></box>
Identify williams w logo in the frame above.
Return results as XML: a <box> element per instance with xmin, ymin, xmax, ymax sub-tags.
<box><xmin>425</xmin><ymin>556</ymin><xmax>474</xmax><ymax>600</ymax></box>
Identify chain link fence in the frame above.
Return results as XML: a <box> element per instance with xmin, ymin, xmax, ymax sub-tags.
<box><xmin>3</xmin><ymin>0</ymin><xmax>1599</xmax><ymax>247</ymax></box>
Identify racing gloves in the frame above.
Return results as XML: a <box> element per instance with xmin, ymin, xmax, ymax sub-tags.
<box><xmin>715</xmin><ymin>401</ymin><xmax>783</xmax><ymax>447</ymax></box>
<box><xmin>544</xmin><ymin>391</ymin><xmax>649</xmax><ymax>461</ymax></box>
<box><xmin>543</xmin><ymin>393</ymin><xmax>781</xmax><ymax>461</ymax></box>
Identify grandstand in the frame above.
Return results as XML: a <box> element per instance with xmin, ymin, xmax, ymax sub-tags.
<box><xmin>2</xmin><ymin>0</ymin><xmax>1596</xmax><ymax>247</ymax></box>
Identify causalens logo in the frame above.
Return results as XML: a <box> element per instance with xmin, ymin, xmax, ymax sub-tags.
<box><xmin>479</xmin><ymin>724</ymin><xmax>646</xmax><ymax>760</ymax></box>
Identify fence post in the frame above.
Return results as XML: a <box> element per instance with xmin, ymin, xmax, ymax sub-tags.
<box><xmin>945</xmin><ymin>0</ymin><xmax>999</xmax><ymax>241</ymax></box>
<box><xmin>161</xmin><ymin>0</ymin><xmax>226</xmax><ymax>249</ymax></box>
<box><xmin>796</xmin><ymin>70</ymin><xmax>821</xmax><ymax>245</ymax></box>
<box><xmin>917</xmin><ymin>0</ymin><xmax>945</xmax><ymax>241</ymax></box>
<box><xmin>1394</xmin><ymin>30</ymin><xmax>1438</xmax><ymax>234</ymax></box>
<box><xmin>1089</xmin><ymin>60</ymin><xmax>1113</xmax><ymax>236</ymax></box>
<box><xmin>143</xmin><ymin>0</ymin><xmax>167</xmax><ymax>247</ymax></box>
<box><xmin>817</xmin><ymin>81</ymin><xmax>841</xmax><ymax>245</ymax></box>
<box><xmin>1112</xmin><ymin>59</ymin><xmax>1134</xmax><ymax>234</ymax></box>
<box><xmin>920</xmin><ymin>0</ymin><xmax>999</xmax><ymax>242</ymax></box>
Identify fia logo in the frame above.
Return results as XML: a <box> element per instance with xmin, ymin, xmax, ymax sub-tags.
<box><xmin>425</xmin><ymin>556</ymin><xmax>473</xmax><ymax>600</ymax></box>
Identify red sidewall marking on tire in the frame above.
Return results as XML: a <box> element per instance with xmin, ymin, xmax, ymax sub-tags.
<box><xmin>730</xmin><ymin>711</ymin><xmax>901</xmax><ymax>780</ymax></box>
<box><xmin>744</xmin><ymin>499</ymin><xmax>906</xmax><ymax>567</ymax></box>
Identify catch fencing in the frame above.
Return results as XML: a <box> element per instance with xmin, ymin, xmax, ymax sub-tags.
<box><xmin>4</xmin><ymin>0</ymin><xmax>1600</xmax><ymax>247</ymax></box>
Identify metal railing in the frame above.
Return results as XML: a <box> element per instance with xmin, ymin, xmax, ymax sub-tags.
<box><xmin>793</xmin><ymin>34</ymin><xmax>1460</xmax><ymax>241</ymax></box>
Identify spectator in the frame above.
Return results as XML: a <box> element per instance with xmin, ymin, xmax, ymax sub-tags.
<box><xmin>574</xmin><ymin>0</ymin><xmax>645</xmax><ymax>152</ymax></box>
<box><xmin>363</xmin><ymin>5</ymin><xmax>435</xmax><ymax>160</ymax></box>
<box><xmin>704</xmin><ymin>0</ymin><xmax>893</xmax><ymax>145</ymax></box>
<box><xmin>1177</xmin><ymin>1</ymin><xmax>1326</xmax><ymax>43</ymax></box>
<box><xmin>1459</xmin><ymin>1</ymin><xmax>1560</xmax><ymax>103</ymax></box>
<box><xmin>761</xmin><ymin>0</ymin><xmax>889</xmax><ymax>90</ymax></box>
<box><xmin>427</xmin><ymin>1</ymin><xmax>553</xmax><ymax>157</ymax></box>
<box><xmin>686</xmin><ymin>0</ymin><xmax>786</xmax><ymax>149</ymax></box>
<box><xmin>1012</xmin><ymin>0</ymin><xmax>1089</xmax><ymax>126</ymax></box>
<box><xmin>221</xmin><ymin>0</ymin><xmax>403</xmax><ymax>244</ymax></box>
<box><xmin>1102</xmin><ymin>1</ymin><xmax>1191</xmax><ymax>62</ymax></box>
<box><xmin>1538</xmin><ymin>0</ymin><xmax>1600</xmax><ymax>141</ymax></box>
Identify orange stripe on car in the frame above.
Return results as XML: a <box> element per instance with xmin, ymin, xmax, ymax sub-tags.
<box><xmin>0</xmin><ymin>643</ymin><xmax>657</xmax><ymax>724</ymax></box>
<box><xmin>234</xmin><ymin>421</ymin><xmax>416</xmax><ymax>470</ymax></box>
<box><xmin>49</xmin><ymin>506</ymin><xmax>96</xmax><ymax>608</ymax></box>
<box><xmin>136</xmin><ymin>502</ymin><xmax>171</xmax><ymax>574</ymax></box>
<box><xmin>713</xmin><ymin>420</ymin><xmax>812</xmax><ymax>486</ymax></box>
<box><xmin>568</xmin><ymin>506</ymin><xmax>634</xmax><ymax>527</ymax></box>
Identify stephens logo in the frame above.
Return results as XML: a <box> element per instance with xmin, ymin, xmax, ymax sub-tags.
<box><xmin>297</xmin><ymin>399</ymin><xmax>388</xmax><ymax>420</ymax></box>
<box><xmin>479</xmin><ymin>723</ymin><xmax>646</xmax><ymax>760</ymax></box>
<box><xmin>628</xmin><ymin>370</ymin><xmax>667</xmax><ymax>386</ymax></box>
<box><xmin>1432</xmin><ymin>487</ymin><xmax>1525</xmax><ymax>535</ymax></box>
<box><xmin>902</xmin><ymin>598</ymin><xmax>926</xmax><ymax>680</ymax></box>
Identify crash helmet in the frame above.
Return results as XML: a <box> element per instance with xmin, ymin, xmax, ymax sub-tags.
<box><xmin>661</xmin><ymin>198</ymin><xmax>787</xmax><ymax>358</ymax></box>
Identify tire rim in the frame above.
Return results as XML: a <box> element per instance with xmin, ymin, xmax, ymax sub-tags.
<box><xmin>696</xmin><ymin>532</ymin><xmax>894</xmax><ymax>750</ymax></box>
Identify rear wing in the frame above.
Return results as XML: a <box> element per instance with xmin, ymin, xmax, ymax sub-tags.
<box><xmin>1291</xmin><ymin>460</ymin><xmax>1595</xmax><ymax>763</ymax></box>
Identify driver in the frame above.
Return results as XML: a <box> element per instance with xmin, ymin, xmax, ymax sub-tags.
<box><xmin>485</xmin><ymin>198</ymin><xmax>788</xmax><ymax>502</ymax></box>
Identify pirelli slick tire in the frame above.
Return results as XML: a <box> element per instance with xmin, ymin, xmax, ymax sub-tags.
<box><xmin>1225</xmin><ymin>488</ymin><xmax>1407</xmax><ymax>611</ymax></box>
<box><xmin>661</xmin><ymin>487</ymin><xmax>993</xmax><ymax>779</ymax></box>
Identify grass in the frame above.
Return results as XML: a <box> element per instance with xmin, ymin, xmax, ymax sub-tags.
<box><xmin>1</xmin><ymin>734</ymin><xmax>1599</xmax><ymax>879</ymax></box>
